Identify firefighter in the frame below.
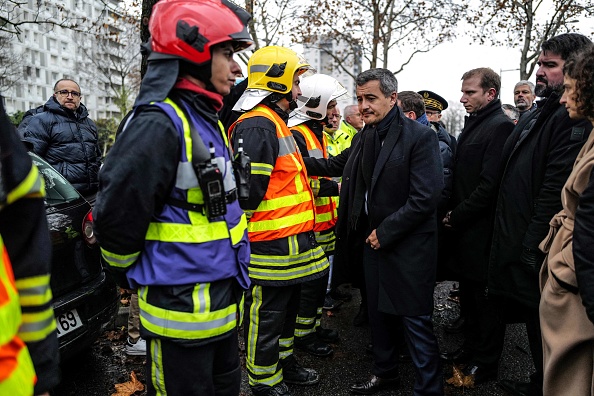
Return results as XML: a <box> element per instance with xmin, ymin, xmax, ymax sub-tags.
<box><xmin>287</xmin><ymin>74</ymin><xmax>348</xmax><ymax>357</ymax></box>
<box><xmin>0</xmin><ymin>96</ymin><xmax>59</xmax><ymax>395</ymax></box>
<box><xmin>92</xmin><ymin>1</ymin><xmax>254</xmax><ymax>395</ymax></box>
<box><xmin>229</xmin><ymin>46</ymin><xmax>329</xmax><ymax>396</ymax></box>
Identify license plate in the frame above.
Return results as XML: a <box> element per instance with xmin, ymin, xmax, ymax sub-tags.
<box><xmin>55</xmin><ymin>309</ymin><xmax>83</xmax><ymax>338</ymax></box>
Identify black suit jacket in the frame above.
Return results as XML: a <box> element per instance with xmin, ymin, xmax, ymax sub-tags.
<box><xmin>336</xmin><ymin>108</ymin><xmax>443</xmax><ymax>316</ymax></box>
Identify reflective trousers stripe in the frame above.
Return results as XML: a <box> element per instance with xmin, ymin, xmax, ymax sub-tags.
<box><xmin>149</xmin><ymin>339</ymin><xmax>166</xmax><ymax>395</ymax></box>
<box><xmin>139</xmin><ymin>286</ymin><xmax>238</xmax><ymax>340</ymax></box>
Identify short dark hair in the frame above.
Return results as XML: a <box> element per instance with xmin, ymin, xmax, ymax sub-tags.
<box><xmin>53</xmin><ymin>78</ymin><xmax>80</xmax><ymax>92</ymax></box>
<box><xmin>564</xmin><ymin>45</ymin><xmax>594</xmax><ymax>119</ymax></box>
<box><xmin>461</xmin><ymin>67</ymin><xmax>501</xmax><ymax>96</ymax></box>
<box><xmin>541</xmin><ymin>33</ymin><xmax>593</xmax><ymax>61</ymax></box>
<box><xmin>356</xmin><ymin>68</ymin><xmax>398</xmax><ymax>97</ymax></box>
<box><xmin>398</xmin><ymin>91</ymin><xmax>425</xmax><ymax>119</ymax></box>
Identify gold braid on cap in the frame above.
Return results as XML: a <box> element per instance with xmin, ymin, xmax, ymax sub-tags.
<box><xmin>423</xmin><ymin>97</ymin><xmax>444</xmax><ymax>111</ymax></box>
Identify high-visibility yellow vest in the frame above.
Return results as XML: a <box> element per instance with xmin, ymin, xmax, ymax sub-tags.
<box><xmin>0</xmin><ymin>237</ymin><xmax>36</xmax><ymax>396</ymax></box>
<box><xmin>230</xmin><ymin>105</ymin><xmax>315</xmax><ymax>242</ymax></box>
<box><xmin>291</xmin><ymin>124</ymin><xmax>338</xmax><ymax>232</ymax></box>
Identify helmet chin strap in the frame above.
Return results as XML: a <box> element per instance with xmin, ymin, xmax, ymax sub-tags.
<box><xmin>286</xmin><ymin>91</ymin><xmax>298</xmax><ymax>111</ymax></box>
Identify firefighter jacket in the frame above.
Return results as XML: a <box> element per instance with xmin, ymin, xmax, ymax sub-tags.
<box><xmin>291</xmin><ymin>121</ymin><xmax>339</xmax><ymax>254</ymax></box>
<box><xmin>229</xmin><ymin>100</ymin><xmax>329</xmax><ymax>286</ymax></box>
<box><xmin>0</xmin><ymin>97</ymin><xmax>59</xmax><ymax>394</ymax></box>
<box><xmin>338</xmin><ymin>120</ymin><xmax>359</xmax><ymax>139</ymax></box>
<box><xmin>94</xmin><ymin>88</ymin><xmax>250</xmax><ymax>343</ymax></box>
<box><xmin>325</xmin><ymin>128</ymin><xmax>352</xmax><ymax>158</ymax></box>
<box><xmin>291</xmin><ymin>123</ymin><xmax>338</xmax><ymax>232</ymax></box>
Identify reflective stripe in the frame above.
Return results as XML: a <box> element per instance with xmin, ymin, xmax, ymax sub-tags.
<box><xmin>278</xmin><ymin>135</ymin><xmax>296</xmax><ymax>157</ymax></box>
<box><xmin>308</xmin><ymin>148</ymin><xmax>323</xmax><ymax>158</ymax></box>
<box><xmin>100</xmin><ymin>248</ymin><xmax>140</xmax><ymax>269</ymax></box>
<box><xmin>310</xmin><ymin>178</ymin><xmax>320</xmax><ymax>197</ymax></box>
<box><xmin>245</xmin><ymin>285</ymin><xmax>283</xmax><ymax>387</ymax></box>
<box><xmin>162</xmin><ymin>98</ymin><xmax>192</xmax><ymax>161</ymax></box>
<box><xmin>251</xmin><ymin>191</ymin><xmax>312</xmax><ymax>212</ymax></box>
<box><xmin>249</xmin><ymin>246</ymin><xmax>329</xmax><ymax>281</ymax></box>
<box><xmin>18</xmin><ymin>308</ymin><xmax>56</xmax><ymax>342</ymax></box>
<box><xmin>6</xmin><ymin>165</ymin><xmax>44</xmax><ymax>205</ymax></box>
<box><xmin>230</xmin><ymin>214</ymin><xmax>248</xmax><ymax>246</ymax></box>
<box><xmin>278</xmin><ymin>336</ymin><xmax>293</xmax><ymax>359</ymax></box>
<box><xmin>150</xmin><ymin>339</ymin><xmax>166</xmax><ymax>395</ymax></box>
<box><xmin>139</xmin><ymin>287</ymin><xmax>237</xmax><ymax>339</ymax></box>
<box><xmin>248</xmin><ymin>211</ymin><xmax>314</xmax><ymax>233</ymax></box>
<box><xmin>250</xmin><ymin>64</ymin><xmax>270</xmax><ymax>74</ymax></box>
<box><xmin>251</xmin><ymin>162</ymin><xmax>273</xmax><ymax>176</ymax></box>
<box><xmin>175</xmin><ymin>162</ymin><xmax>199</xmax><ymax>189</ymax></box>
<box><xmin>145</xmin><ymin>221</ymin><xmax>230</xmax><ymax>243</ymax></box>
<box><xmin>15</xmin><ymin>275</ymin><xmax>52</xmax><ymax>307</ymax></box>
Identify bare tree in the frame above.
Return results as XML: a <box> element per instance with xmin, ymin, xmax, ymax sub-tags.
<box><xmin>293</xmin><ymin>0</ymin><xmax>466</xmax><ymax>78</ymax></box>
<box><xmin>466</xmin><ymin>0</ymin><xmax>594</xmax><ymax>80</ymax></box>
<box><xmin>80</xmin><ymin>12</ymin><xmax>142</xmax><ymax>119</ymax></box>
<box><xmin>0</xmin><ymin>32</ymin><xmax>22</xmax><ymax>91</ymax></box>
<box><xmin>441</xmin><ymin>100</ymin><xmax>466</xmax><ymax>138</ymax></box>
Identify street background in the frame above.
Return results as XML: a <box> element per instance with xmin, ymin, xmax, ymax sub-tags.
<box><xmin>53</xmin><ymin>281</ymin><xmax>533</xmax><ymax>395</ymax></box>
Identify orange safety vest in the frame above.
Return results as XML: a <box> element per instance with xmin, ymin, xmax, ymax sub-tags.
<box><xmin>230</xmin><ymin>105</ymin><xmax>315</xmax><ymax>242</ymax></box>
<box><xmin>0</xmin><ymin>237</ymin><xmax>36</xmax><ymax>395</ymax></box>
<box><xmin>292</xmin><ymin>124</ymin><xmax>338</xmax><ymax>232</ymax></box>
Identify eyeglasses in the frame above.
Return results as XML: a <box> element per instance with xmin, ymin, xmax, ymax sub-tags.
<box><xmin>55</xmin><ymin>90</ymin><xmax>81</xmax><ymax>98</ymax></box>
<box><xmin>425</xmin><ymin>110</ymin><xmax>441</xmax><ymax>116</ymax></box>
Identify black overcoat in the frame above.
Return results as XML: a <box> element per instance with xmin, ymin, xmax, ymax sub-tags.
<box><xmin>447</xmin><ymin>99</ymin><xmax>514</xmax><ymax>282</ymax></box>
<box><xmin>488</xmin><ymin>93</ymin><xmax>592</xmax><ymax>308</ymax></box>
<box><xmin>336</xmin><ymin>109</ymin><xmax>443</xmax><ymax>316</ymax></box>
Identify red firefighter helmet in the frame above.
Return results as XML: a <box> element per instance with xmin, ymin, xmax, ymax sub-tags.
<box><xmin>149</xmin><ymin>0</ymin><xmax>254</xmax><ymax>65</ymax></box>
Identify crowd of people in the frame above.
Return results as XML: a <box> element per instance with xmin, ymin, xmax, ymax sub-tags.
<box><xmin>2</xmin><ymin>0</ymin><xmax>594</xmax><ymax>395</ymax></box>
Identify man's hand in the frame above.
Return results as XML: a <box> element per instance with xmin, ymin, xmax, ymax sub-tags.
<box><xmin>366</xmin><ymin>229</ymin><xmax>380</xmax><ymax>250</ymax></box>
<box><xmin>442</xmin><ymin>211</ymin><xmax>452</xmax><ymax>228</ymax></box>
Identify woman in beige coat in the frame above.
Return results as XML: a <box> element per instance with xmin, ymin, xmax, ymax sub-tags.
<box><xmin>539</xmin><ymin>45</ymin><xmax>594</xmax><ymax>396</ymax></box>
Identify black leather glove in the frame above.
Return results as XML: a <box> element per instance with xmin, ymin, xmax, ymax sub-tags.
<box><xmin>520</xmin><ymin>247</ymin><xmax>545</xmax><ymax>273</ymax></box>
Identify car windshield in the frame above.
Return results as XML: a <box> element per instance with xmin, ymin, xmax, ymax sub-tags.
<box><xmin>29</xmin><ymin>154</ymin><xmax>80</xmax><ymax>206</ymax></box>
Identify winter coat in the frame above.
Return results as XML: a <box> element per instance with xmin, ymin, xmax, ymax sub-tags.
<box><xmin>19</xmin><ymin>96</ymin><xmax>101</xmax><ymax>195</ymax></box>
<box><xmin>447</xmin><ymin>99</ymin><xmax>514</xmax><ymax>282</ymax></box>
<box><xmin>488</xmin><ymin>93</ymin><xmax>592</xmax><ymax>308</ymax></box>
<box><xmin>539</xmin><ymin>131</ymin><xmax>594</xmax><ymax>396</ymax></box>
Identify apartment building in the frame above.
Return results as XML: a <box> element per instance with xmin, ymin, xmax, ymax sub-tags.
<box><xmin>1</xmin><ymin>0</ymin><xmax>137</xmax><ymax>121</ymax></box>
<box><xmin>304</xmin><ymin>37</ymin><xmax>362</xmax><ymax>110</ymax></box>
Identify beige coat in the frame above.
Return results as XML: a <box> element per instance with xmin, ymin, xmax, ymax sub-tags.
<box><xmin>540</xmin><ymin>131</ymin><xmax>594</xmax><ymax>396</ymax></box>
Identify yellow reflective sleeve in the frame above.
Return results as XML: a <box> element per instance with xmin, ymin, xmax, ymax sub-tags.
<box><xmin>15</xmin><ymin>274</ymin><xmax>52</xmax><ymax>307</ymax></box>
<box><xmin>101</xmin><ymin>248</ymin><xmax>140</xmax><ymax>269</ymax></box>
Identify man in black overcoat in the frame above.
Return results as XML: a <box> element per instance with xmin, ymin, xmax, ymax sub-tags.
<box><xmin>306</xmin><ymin>68</ymin><xmax>444</xmax><ymax>395</ymax></box>
<box><xmin>489</xmin><ymin>33</ymin><xmax>593</xmax><ymax>396</ymax></box>
<box><xmin>441</xmin><ymin>67</ymin><xmax>515</xmax><ymax>384</ymax></box>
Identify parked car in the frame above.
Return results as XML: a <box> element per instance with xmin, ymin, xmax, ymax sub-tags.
<box><xmin>30</xmin><ymin>152</ymin><xmax>118</xmax><ymax>359</ymax></box>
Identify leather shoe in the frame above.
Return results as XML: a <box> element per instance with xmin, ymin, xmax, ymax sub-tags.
<box><xmin>252</xmin><ymin>382</ymin><xmax>291</xmax><ymax>396</ymax></box>
<box><xmin>463</xmin><ymin>365</ymin><xmax>497</xmax><ymax>385</ymax></box>
<box><xmin>439</xmin><ymin>348</ymin><xmax>470</xmax><ymax>364</ymax></box>
<box><xmin>443</xmin><ymin>316</ymin><xmax>465</xmax><ymax>334</ymax></box>
<box><xmin>295</xmin><ymin>334</ymin><xmax>333</xmax><ymax>357</ymax></box>
<box><xmin>282</xmin><ymin>357</ymin><xmax>319</xmax><ymax>386</ymax></box>
<box><xmin>498</xmin><ymin>379</ymin><xmax>542</xmax><ymax>396</ymax></box>
<box><xmin>350</xmin><ymin>374</ymin><xmax>400</xmax><ymax>395</ymax></box>
<box><xmin>353</xmin><ymin>303</ymin><xmax>369</xmax><ymax>327</ymax></box>
<box><xmin>316</xmin><ymin>326</ymin><xmax>339</xmax><ymax>343</ymax></box>
<box><xmin>331</xmin><ymin>286</ymin><xmax>353</xmax><ymax>302</ymax></box>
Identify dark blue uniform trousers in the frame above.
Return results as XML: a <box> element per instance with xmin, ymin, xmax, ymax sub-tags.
<box><xmin>364</xmin><ymin>246</ymin><xmax>444</xmax><ymax>396</ymax></box>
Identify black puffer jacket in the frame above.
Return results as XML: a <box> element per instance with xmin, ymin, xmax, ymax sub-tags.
<box><xmin>19</xmin><ymin>97</ymin><xmax>101</xmax><ymax>195</ymax></box>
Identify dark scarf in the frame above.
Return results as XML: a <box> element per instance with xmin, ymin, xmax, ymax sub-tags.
<box><xmin>350</xmin><ymin>105</ymin><xmax>398</xmax><ymax>230</ymax></box>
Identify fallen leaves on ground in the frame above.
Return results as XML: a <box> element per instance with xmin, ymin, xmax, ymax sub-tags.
<box><xmin>445</xmin><ymin>365</ymin><xmax>475</xmax><ymax>388</ymax></box>
<box><xmin>111</xmin><ymin>371</ymin><xmax>144</xmax><ymax>396</ymax></box>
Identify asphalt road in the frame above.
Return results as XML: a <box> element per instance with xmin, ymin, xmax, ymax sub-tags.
<box><xmin>52</xmin><ymin>281</ymin><xmax>534</xmax><ymax>395</ymax></box>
